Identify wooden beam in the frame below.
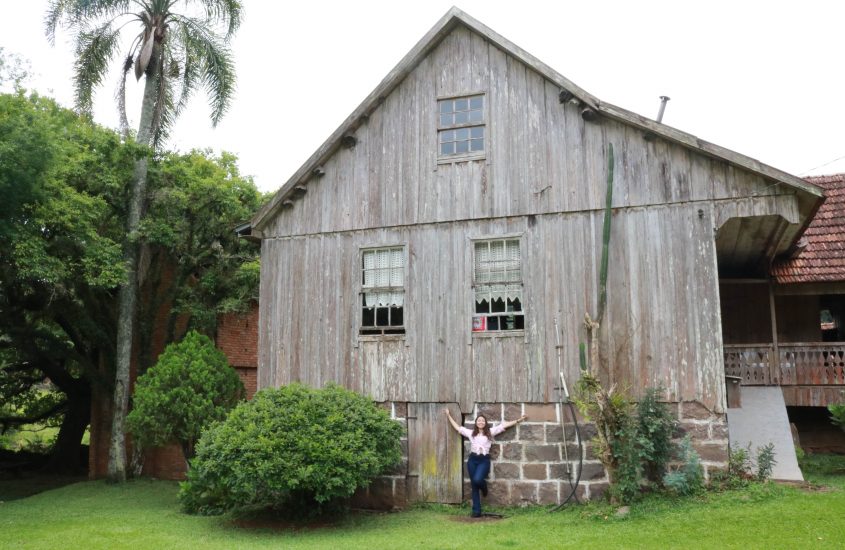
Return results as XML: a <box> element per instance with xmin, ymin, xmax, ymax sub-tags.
<box><xmin>768</xmin><ymin>279</ymin><xmax>780</xmax><ymax>383</ymax></box>
<box><xmin>775</xmin><ymin>282</ymin><xmax>845</xmax><ymax>296</ymax></box>
<box><xmin>720</xmin><ymin>278</ymin><xmax>768</xmax><ymax>285</ymax></box>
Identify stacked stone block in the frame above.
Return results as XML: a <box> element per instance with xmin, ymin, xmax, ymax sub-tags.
<box><xmin>466</xmin><ymin>402</ymin><xmax>608</xmax><ymax>505</ymax></box>
<box><xmin>676</xmin><ymin>401</ymin><xmax>730</xmax><ymax>478</ymax></box>
<box><xmin>351</xmin><ymin>399</ymin><xmax>729</xmax><ymax>510</ymax></box>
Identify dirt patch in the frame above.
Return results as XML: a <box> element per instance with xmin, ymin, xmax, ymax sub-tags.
<box><xmin>230</xmin><ymin>509</ymin><xmax>388</xmax><ymax>531</ymax></box>
<box><xmin>450</xmin><ymin>514</ymin><xmax>505</xmax><ymax>523</ymax></box>
<box><xmin>231</xmin><ymin>517</ymin><xmax>340</xmax><ymax>531</ymax></box>
<box><xmin>775</xmin><ymin>480</ymin><xmax>834</xmax><ymax>493</ymax></box>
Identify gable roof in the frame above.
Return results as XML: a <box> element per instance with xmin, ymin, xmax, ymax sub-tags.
<box><xmin>771</xmin><ymin>174</ymin><xmax>845</xmax><ymax>284</ymax></box>
<box><xmin>251</xmin><ymin>6</ymin><xmax>823</xmax><ymax>232</ymax></box>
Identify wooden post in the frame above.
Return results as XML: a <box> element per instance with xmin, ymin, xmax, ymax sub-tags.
<box><xmin>768</xmin><ymin>279</ymin><xmax>780</xmax><ymax>385</ymax></box>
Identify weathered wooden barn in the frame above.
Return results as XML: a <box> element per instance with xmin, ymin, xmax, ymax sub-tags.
<box><xmin>249</xmin><ymin>8</ymin><xmax>825</xmax><ymax>505</ymax></box>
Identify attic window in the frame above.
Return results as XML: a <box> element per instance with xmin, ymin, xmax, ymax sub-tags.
<box><xmin>360</xmin><ymin>247</ymin><xmax>406</xmax><ymax>335</ymax></box>
<box><xmin>438</xmin><ymin>95</ymin><xmax>485</xmax><ymax>158</ymax></box>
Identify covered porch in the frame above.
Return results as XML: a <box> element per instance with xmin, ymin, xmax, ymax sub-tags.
<box><xmin>720</xmin><ymin>279</ymin><xmax>845</xmax><ymax>406</ymax></box>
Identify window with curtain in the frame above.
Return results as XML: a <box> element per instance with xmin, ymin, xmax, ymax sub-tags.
<box><xmin>472</xmin><ymin>238</ymin><xmax>524</xmax><ymax>332</ymax></box>
<box><xmin>361</xmin><ymin>246</ymin><xmax>405</xmax><ymax>335</ymax></box>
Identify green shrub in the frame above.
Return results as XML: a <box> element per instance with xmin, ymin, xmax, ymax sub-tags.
<box><xmin>728</xmin><ymin>444</ymin><xmax>752</xmax><ymax>482</ymax></box>
<box><xmin>663</xmin><ymin>436</ymin><xmax>704</xmax><ymax>496</ymax></box>
<box><xmin>608</xmin><ymin>416</ymin><xmax>642</xmax><ymax>504</ymax></box>
<box><xmin>712</xmin><ymin>442</ymin><xmax>777</xmax><ymax>489</ymax></box>
<box><xmin>575</xmin><ymin>377</ymin><xmax>683</xmax><ymax>503</ymax></box>
<box><xmin>829</xmin><ymin>402</ymin><xmax>845</xmax><ymax>432</ymax></box>
<box><xmin>755</xmin><ymin>443</ymin><xmax>777</xmax><ymax>481</ymax></box>
<box><xmin>179</xmin><ymin>383</ymin><xmax>404</xmax><ymax>516</ymax></box>
<box><xmin>126</xmin><ymin>331</ymin><xmax>244</xmax><ymax>462</ymax></box>
<box><xmin>637</xmin><ymin>388</ymin><xmax>676</xmax><ymax>484</ymax></box>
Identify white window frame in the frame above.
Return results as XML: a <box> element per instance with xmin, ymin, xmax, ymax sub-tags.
<box><xmin>471</xmin><ymin>236</ymin><xmax>525</xmax><ymax>334</ymax></box>
<box><xmin>359</xmin><ymin>245</ymin><xmax>407</xmax><ymax>335</ymax></box>
<box><xmin>437</xmin><ymin>93</ymin><xmax>486</xmax><ymax>163</ymax></box>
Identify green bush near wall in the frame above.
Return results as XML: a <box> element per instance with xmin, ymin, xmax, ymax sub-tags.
<box><xmin>126</xmin><ymin>331</ymin><xmax>245</xmax><ymax>461</ymax></box>
<box><xmin>179</xmin><ymin>383</ymin><xmax>403</xmax><ymax>516</ymax></box>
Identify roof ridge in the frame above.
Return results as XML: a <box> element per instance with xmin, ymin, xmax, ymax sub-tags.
<box><xmin>251</xmin><ymin>8</ymin><xmax>823</xmax><ymax>232</ymax></box>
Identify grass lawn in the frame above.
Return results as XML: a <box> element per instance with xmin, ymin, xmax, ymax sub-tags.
<box><xmin>1</xmin><ymin>455</ymin><xmax>844</xmax><ymax>550</ymax></box>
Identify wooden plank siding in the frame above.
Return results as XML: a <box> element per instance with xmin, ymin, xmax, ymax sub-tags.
<box><xmin>259</xmin><ymin>24</ymin><xmax>805</xmax><ymax>413</ymax></box>
<box><xmin>261</xmin><ymin>205</ymin><xmax>726</xmax><ymax>411</ymax></box>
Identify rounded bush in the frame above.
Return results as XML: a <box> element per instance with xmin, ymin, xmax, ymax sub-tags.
<box><xmin>126</xmin><ymin>330</ymin><xmax>244</xmax><ymax>460</ymax></box>
<box><xmin>179</xmin><ymin>383</ymin><xmax>403</xmax><ymax>515</ymax></box>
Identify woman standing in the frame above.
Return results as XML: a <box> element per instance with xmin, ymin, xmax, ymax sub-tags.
<box><xmin>444</xmin><ymin>408</ymin><xmax>527</xmax><ymax>517</ymax></box>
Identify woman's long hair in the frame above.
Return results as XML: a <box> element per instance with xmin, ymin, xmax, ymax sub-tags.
<box><xmin>471</xmin><ymin>415</ymin><xmax>492</xmax><ymax>438</ymax></box>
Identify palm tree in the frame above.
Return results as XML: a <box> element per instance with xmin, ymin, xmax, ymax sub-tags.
<box><xmin>46</xmin><ymin>0</ymin><xmax>241</xmax><ymax>482</ymax></box>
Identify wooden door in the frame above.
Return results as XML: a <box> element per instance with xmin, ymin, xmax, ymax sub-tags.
<box><xmin>407</xmin><ymin>403</ymin><xmax>464</xmax><ymax>503</ymax></box>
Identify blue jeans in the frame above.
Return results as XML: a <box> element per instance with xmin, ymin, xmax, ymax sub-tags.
<box><xmin>467</xmin><ymin>453</ymin><xmax>491</xmax><ymax>516</ymax></box>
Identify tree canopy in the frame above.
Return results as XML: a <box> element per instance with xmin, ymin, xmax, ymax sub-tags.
<box><xmin>0</xmin><ymin>90</ymin><xmax>263</xmax><ymax>472</ymax></box>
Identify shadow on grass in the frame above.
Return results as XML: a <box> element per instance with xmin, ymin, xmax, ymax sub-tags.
<box><xmin>0</xmin><ymin>449</ymin><xmax>87</xmax><ymax>501</ymax></box>
<box><xmin>0</xmin><ymin>473</ymin><xmax>87</xmax><ymax>501</ymax></box>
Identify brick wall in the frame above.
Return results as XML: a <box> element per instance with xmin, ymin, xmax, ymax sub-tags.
<box><xmin>88</xmin><ymin>303</ymin><xmax>261</xmax><ymax>480</ymax></box>
<box><xmin>216</xmin><ymin>306</ymin><xmax>258</xmax><ymax>368</ymax></box>
<box><xmin>217</xmin><ymin>303</ymin><xmax>259</xmax><ymax>399</ymax></box>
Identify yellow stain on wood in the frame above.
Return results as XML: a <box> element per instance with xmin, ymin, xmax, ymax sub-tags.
<box><xmin>423</xmin><ymin>452</ymin><xmax>438</xmax><ymax>477</ymax></box>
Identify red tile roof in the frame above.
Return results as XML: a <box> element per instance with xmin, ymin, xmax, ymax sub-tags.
<box><xmin>771</xmin><ymin>174</ymin><xmax>845</xmax><ymax>283</ymax></box>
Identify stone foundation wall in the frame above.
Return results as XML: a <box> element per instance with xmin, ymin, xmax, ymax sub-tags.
<box><xmin>676</xmin><ymin>402</ymin><xmax>729</xmax><ymax>479</ymax></box>
<box><xmin>470</xmin><ymin>402</ymin><xmax>607</xmax><ymax>504</ymax></box>
<box><xmin>354</xmin><ymin>400</ymin><xmax>729</xmax><ymax>509</ymax></box>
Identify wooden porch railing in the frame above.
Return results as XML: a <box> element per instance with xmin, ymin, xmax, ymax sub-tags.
<box><xmin>724</xmin><ymin>343</ymin><xmax>845</xmax><ymax>386</ymax></box>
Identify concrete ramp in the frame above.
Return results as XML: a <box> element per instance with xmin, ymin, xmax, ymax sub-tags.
<box><xmin>726</xmin><ymin>387</ymin><xmax>803</xmax><ymax>481</ymax></box>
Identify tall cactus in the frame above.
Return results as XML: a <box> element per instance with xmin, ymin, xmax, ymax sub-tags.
<box><xmin>582</xmin><ymin>143</ymin><xmax>614</xmax><ymax>374</ymax></box>
<box><xmin>597</xmin><ymin>143</ymin><xmax>614</xmax><ymax>325</ymax></box>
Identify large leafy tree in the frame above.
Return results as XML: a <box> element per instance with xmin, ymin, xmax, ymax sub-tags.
<box><xmin>0</xmin><ymin>91</ymin><xmax>261</xmax><ymax>473</ymax></box>
<box><xmin>138</xmin><ymin>149</ymin><xmax>261</xmax><ymax>371</ymax></box>
<box><xmin>46</xmin><ymin>0</ymin><xmax>242</xmax><ymax>481</ymax></box>
<box><xmin>0</xmin><ymin>91</ymin><xmax>135</xmax><ymax>472</ymax></box>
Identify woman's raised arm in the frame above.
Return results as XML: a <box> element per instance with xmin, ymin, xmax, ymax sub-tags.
<box><xmin>500</xmin><ymin>414</ymin><xmax>528</xmax><ymax>431</ymax></box>
<box><xmin>443</xmin><ymin>408</ymin><xmax>463</xmax><ymax>433</ymax></box>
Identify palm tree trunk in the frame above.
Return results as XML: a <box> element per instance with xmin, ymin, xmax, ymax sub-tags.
<box><xmin>107</xmin><ymin>55</ymin><xmax>160</xmax><ymax>483</ymax></box>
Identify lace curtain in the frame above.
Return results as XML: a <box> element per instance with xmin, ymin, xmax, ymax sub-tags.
<box><xmin>474</xmin><ymin>239</ymin><xmax>521</xmax><ymax>303</ymax></box>
<box><xmin>362</xmin><ymin>247</ymin><xmax>404</xmax><ymax>307</ymax></box>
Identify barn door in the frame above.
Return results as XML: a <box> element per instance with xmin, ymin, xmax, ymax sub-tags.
<box><xmin>407</xmin><ymin>403</ymin><xmax>464</xmax><ymax>503</ymax></box>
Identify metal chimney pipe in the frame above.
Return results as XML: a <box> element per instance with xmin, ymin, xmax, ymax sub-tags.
<box><xmin>656</xmin><ymin>95</ymin><xmax>670</xmax><ymax>123</ymax></box>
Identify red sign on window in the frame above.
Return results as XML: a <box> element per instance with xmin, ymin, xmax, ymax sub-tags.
<box><xmin>472</xmin><ymin>316</ymin><xmax>486</xmax><ymax>332</ymax></box>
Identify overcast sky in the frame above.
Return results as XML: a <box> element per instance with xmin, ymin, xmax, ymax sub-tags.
<box><xmin>3</xmin><ymin>1</ymin><xmax>845</xmax><ymax>193</ymax></box>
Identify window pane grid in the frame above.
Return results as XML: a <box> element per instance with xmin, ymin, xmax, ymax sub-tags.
<box><xmin>438</xmin><ymin>95</ymin><xmax>484</xmax><ymax>127</ymax></box>
<box><xmin>438</xmin><ymin>95</ymin><xmax>485</xmax><ymax>157</ymax></box>
<box><xmin>472</xmin><ymin>239</ymin><xmax>524</xmax><ymax>332</ymax></box>
<box><xmin>361</xmin><ymin>247</ymin><xmax>405</xmax><ymax>334</ymax></box>
<box><xmin>439</xmin><ymin>127</ymin><xmax>484</xmax><ymax>156</ymax></box>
